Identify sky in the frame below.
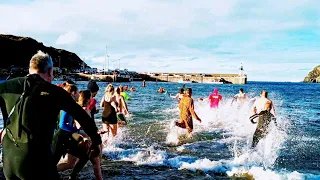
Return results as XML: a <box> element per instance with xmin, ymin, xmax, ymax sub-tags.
<box><xmin>0</xmin><ymin>0</ymin><xmax>319</xmax><ymax>82</ymax></box>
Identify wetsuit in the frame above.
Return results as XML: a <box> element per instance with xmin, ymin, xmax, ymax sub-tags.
<box><xmin>52</xmin><ymin>111</ymin><xmax>89</xmax><ymax>168</ymax></box>
<box><xmin>0</xmin><ymin>74</ymin><xmax>101</xmax><ymax>180</ymax></box>
<box><xmin>250</xmin><ymin>110</ymin><xmax>276</xmax><ymax>147</ymax></box>
<box><xmin>176</xmin><ymin>96</ymin><xmax>198</xmax><ymax>133</ymax></box>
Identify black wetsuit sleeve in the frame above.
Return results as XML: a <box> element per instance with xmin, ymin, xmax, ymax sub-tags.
<box><xmin>0</xmin><ymin>96</ymin><xmax>8</xmax><ymax>127</ymax></box>
<box><xmin>57</xmin><ymin>89</ymin><xmax>102</xmax><ymax>145</ymax></box>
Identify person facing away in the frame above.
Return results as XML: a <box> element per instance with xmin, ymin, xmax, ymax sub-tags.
<box><xmin>119</xmin><ymin>85</ymin><xmax>130</xmax><ymax>101</ymax></box>
<box><xmin>175</xmin><ymin>88</ymin><xmax>201</xmax><ymax>138</ymax></box>
<box><xmin>100</xmin><ymin>84</ymin><xmax>119</xmax><ymax>137</ymax></box>
<box><xmin>115</xmin><ymin>87</ymin><xmax>130</xmax><ymax>126</ymax></box>
<box><xmin>142</xmin><ymin>80</ymin><xmax>146</xmax><ymax>87</ymax></box>
<box><xmin>231</xmin><ymin>88</ymin><xmax>248</xmax><ymax>106</ymax></box>
<box><xmin>250</xmin><ymin>90</ymin><xmax>277</xmax><ymax>148</ymax></box>
<box><xmin>68</xmin><ymin>90</ymin><xmax>103</xmax><ymax>180</ymax></box>
<box><xmin>0</xmin><ymin>50</ymin><xmax>102</xmax><ymax>180</ymax></box>
<box><xmin>87</xmin><ymin>80</ymin><xmax>100</xmax><ymax>119</ymax></box>
<box><xmin>208</xmin><ymin>88</ymin><xmax>223</xmax><ymax>108</ymax></box>
<box><xmin>170</xmin><ymin>88</ymin><xmax>184</xmax><ymax>103</ymax></box>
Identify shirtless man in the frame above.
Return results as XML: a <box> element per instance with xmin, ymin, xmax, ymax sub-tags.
<box><xmin>175</xmin><ymin>88</ymin><xmax>201</xmax><ymax>138</ymax></box>
<box><xmin>231</xmin><ymin>88</ymin><xmax>248</xmax><ymax>107</ymax></box>
<box><xmin>250</xmin><ymin>90</ymin><xmax>277</xmax><ymax>148</ymax></box>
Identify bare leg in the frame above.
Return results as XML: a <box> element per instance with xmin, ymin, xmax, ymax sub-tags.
<box><xmin>57</xmin><ymin>154</ymin><xmax>78</xmax><ymax>171</ymax></box>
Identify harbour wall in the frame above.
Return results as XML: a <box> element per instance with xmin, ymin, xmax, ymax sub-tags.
<box><xmin>76</xmin><ymin>73</ymin><xmax>247</xmax><ymax>84</ymax></box>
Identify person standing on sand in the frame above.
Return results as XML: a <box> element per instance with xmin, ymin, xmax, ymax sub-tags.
<box><xmin>175</xmin><ymin>88</ymin><xmax>201</xmax><ymax>138</ymax></box>
<box><xmin>0</xmin><ymin>50</ymin><xmax>101</xmax><ymax>180</ymax></box>
<box><xmin>250</xmin><ymin>90</ymin><xmax>277</xmax><ymax>148</ymax></box>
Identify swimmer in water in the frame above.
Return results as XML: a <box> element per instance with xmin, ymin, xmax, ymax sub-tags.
<box><xmin>158</xmin><ymin>87</ymin><xmax>165</xmax><ymax>93</ymax></box>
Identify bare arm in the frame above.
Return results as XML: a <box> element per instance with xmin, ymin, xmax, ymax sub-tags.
<box><xmin>231</xmin><ymin>95</ymin><xmax>237</xmax><ymax>104</ymax></box>
<box><xmin>111</xmin><ymin>96</ymin><xmax>118</xmax><ymax>112</ymax></box>
<box><xmin>121</xmin><ymin>96</ymin><xmax>129</xmax><ymax>114</ymax></box>
<box><xmin>100</xmin><ymin>95</ymin><xmax>105</xmax><ymax>108</ymax></box>
<box><xmin>190</xmin><ymin>99</ymin><xmax>201</xmax><ymax>122</ymax></box>
<box><xmin>271</xmin><ymin>101</ymin><xmax>276</xmax><ymax>116</ymax></box>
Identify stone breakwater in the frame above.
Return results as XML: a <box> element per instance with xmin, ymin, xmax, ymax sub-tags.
<box><xmin>77</xmin><ymin>73</ymin><xmax>247</xmax><ymax>84</ymax></box>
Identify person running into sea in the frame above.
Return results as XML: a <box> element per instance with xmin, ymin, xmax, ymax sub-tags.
<box><xmin>100</xmin><ymin>84</ymin><xmax>119</xmax><ymax>137</ymax></box>
<box><xmin>115</xmin><ymin>87</ymin><xmax>130</xmax><ymax>127</ymax></box>
<box><xmin>231</xmin><ymin>88</ymin><xmax>248</xmax><ymax>107</ymax></box>
<box><xmin>170</xmin><ymin>88</ymin><xmax>185</xmax><ymax>103</ymax></box>
<box><xmin>119</xmin><ymin>85</ymin><xmax>130</xmax><ymax>101</ymax></box>
<box><xmin>250</xmin><ymin>90</ymin><xmax>277</xmax><ymax>148</ymax></box>
<box><xmin>68</xmin><ymin>90</ymin><xmax>103</xmax><ymax>180</ymax></box>
<box><xmin>52</xmin><ymin>84</ymin><xmax>90</xmax><ymax>172</ymax></box>
<box><xmin>0</xmin><ymin>50</ymin><xmax>101</xmax><ymax>180</ymax></box>
<box><xmin>200</xmin><ymin>88</ymin><xmax>223</xmax><ymax>108</ymax></box>
<box><xmin>175</xmin><ymin>88</ymin><xmax>202</xmax><ymax>138</ymax></box>
<box><xmin>87</xmin><ymin>80</ymin><xmax>100</xmax><ymax>120</ymax></box>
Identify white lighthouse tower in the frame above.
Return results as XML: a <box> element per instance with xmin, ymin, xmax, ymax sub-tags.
<box><xmin>239</xmin><ymin>63</ymin><xmax>244</xmax><ymax>77</ymax></box>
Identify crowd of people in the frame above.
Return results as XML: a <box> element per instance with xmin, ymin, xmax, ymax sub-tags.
<box><xmin>0</xmin><ymin>50</ymin><xmax>278</xmax><ymax>179</ymax></box>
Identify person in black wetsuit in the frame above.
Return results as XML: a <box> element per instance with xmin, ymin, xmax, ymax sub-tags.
<box><xmin>0</xmin><ymin>50</ymin><xmax>102</xmax><ymax>180</ymax></box>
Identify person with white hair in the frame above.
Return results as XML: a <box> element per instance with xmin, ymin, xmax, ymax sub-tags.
<box><xmin>0</xmin><ymin>50</ymin><xmax>102</xmax><ymax>180</ymax></box>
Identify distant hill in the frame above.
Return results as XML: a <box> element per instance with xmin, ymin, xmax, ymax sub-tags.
<box><xmin>0</xmin><ymin>34</ymin><xmax>89</xmax><ymax>72</ymax></box>
<box><xmin>304</xmin><ymin>65</ymin><xmax>320</xmax><ymax>83</ymax></box>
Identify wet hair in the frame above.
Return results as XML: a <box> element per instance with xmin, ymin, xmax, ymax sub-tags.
<box><xmin>119</xmin><ymin>85</ymin><xmax>124</xmax><ymax>92</ymax></box>
<box><xmin>87</xmin><ymin>80</ymin><xmax>99</xmax><ymax>93</ymax></box>
<box><xmin>115</xmin><ymin>87</ymin><xmax>121</xmax><ymax>94</ymax></box>
<box><xmin>239</xmin><ymin>88</ymin><xmax>244</xmax><ymax>93</ymax></box>
<box><xmin>63</xmin><ymin>84</ymin><xmax>78</xmax><ymax>94</ymax></box>
<box><xmin>29</xmin><ymin>50</ymin><xmax>53</xmax><ymax>73</ymax></box>
<box><xmin>78</xmin><ymin>90</ymin><xmax>92</xmax><ymax>107</ymax></box>
<box><xmin>179</xmin><ymin>88</ymin><xmax>184</xmax><ymax>94</ymax></box>
<box><xmin>186</xmin><ymin>88</ymin><xmax>192</xmax><ymax>93</ymax></box>
<box><xmin>261</xmin><ymin>90</ymin><xmax>268</xmax><ymax>98</ymax></box>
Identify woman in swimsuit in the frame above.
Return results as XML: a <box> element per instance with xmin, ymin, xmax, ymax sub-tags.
<box><xmin>100</xmin><ymin>84</ymin><xmax>118</xmax><ymax>137</ymax></box>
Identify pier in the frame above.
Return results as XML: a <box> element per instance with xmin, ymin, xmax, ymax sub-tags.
<box><xmin>140</xmin><ymin>73</ymin><xmax>247</xmax><ymax>84</ymax></box>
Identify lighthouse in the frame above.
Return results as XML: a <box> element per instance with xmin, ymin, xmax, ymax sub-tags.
<box><xmin>239</xmin><ymin>63</ymin><xmax>244</xmax><ymax>77</ymax></box>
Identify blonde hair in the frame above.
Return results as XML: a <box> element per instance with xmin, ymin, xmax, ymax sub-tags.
<box><xmin>29</xmin><ymin>50</ymin><xmax>53</xmax><ymax>73</ymax></box>
<box><xmin>63</xmin><ymin>84</ymin><xmax>78</xmax><ymax>94</ymax></box>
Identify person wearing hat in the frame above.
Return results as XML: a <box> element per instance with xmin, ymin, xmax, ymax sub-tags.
<box><xmin>87</xmin><ymin>80</ymin><xmax>100</xmax><ymax>120</ymax></box>
<box><xmin>199</xmin><ymin>88</ymin><xmax>223</xmax><ymax>108</ymax></box>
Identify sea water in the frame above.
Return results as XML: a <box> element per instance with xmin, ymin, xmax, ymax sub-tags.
<box><xmin>0</xmin><ymin>81</ymin><xmax>319</xmax><ymax>180</ymax></box>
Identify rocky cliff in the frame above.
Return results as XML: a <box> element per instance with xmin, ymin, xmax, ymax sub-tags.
<box><xmin>304</xmin><ymin>65</ymin><xmax>320</xmax><ymax>83</ymax></box>
<box><xmin>0</xmin><ymin>34</ymin><xmax>88</xmax><ymax>71</ymax></box>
